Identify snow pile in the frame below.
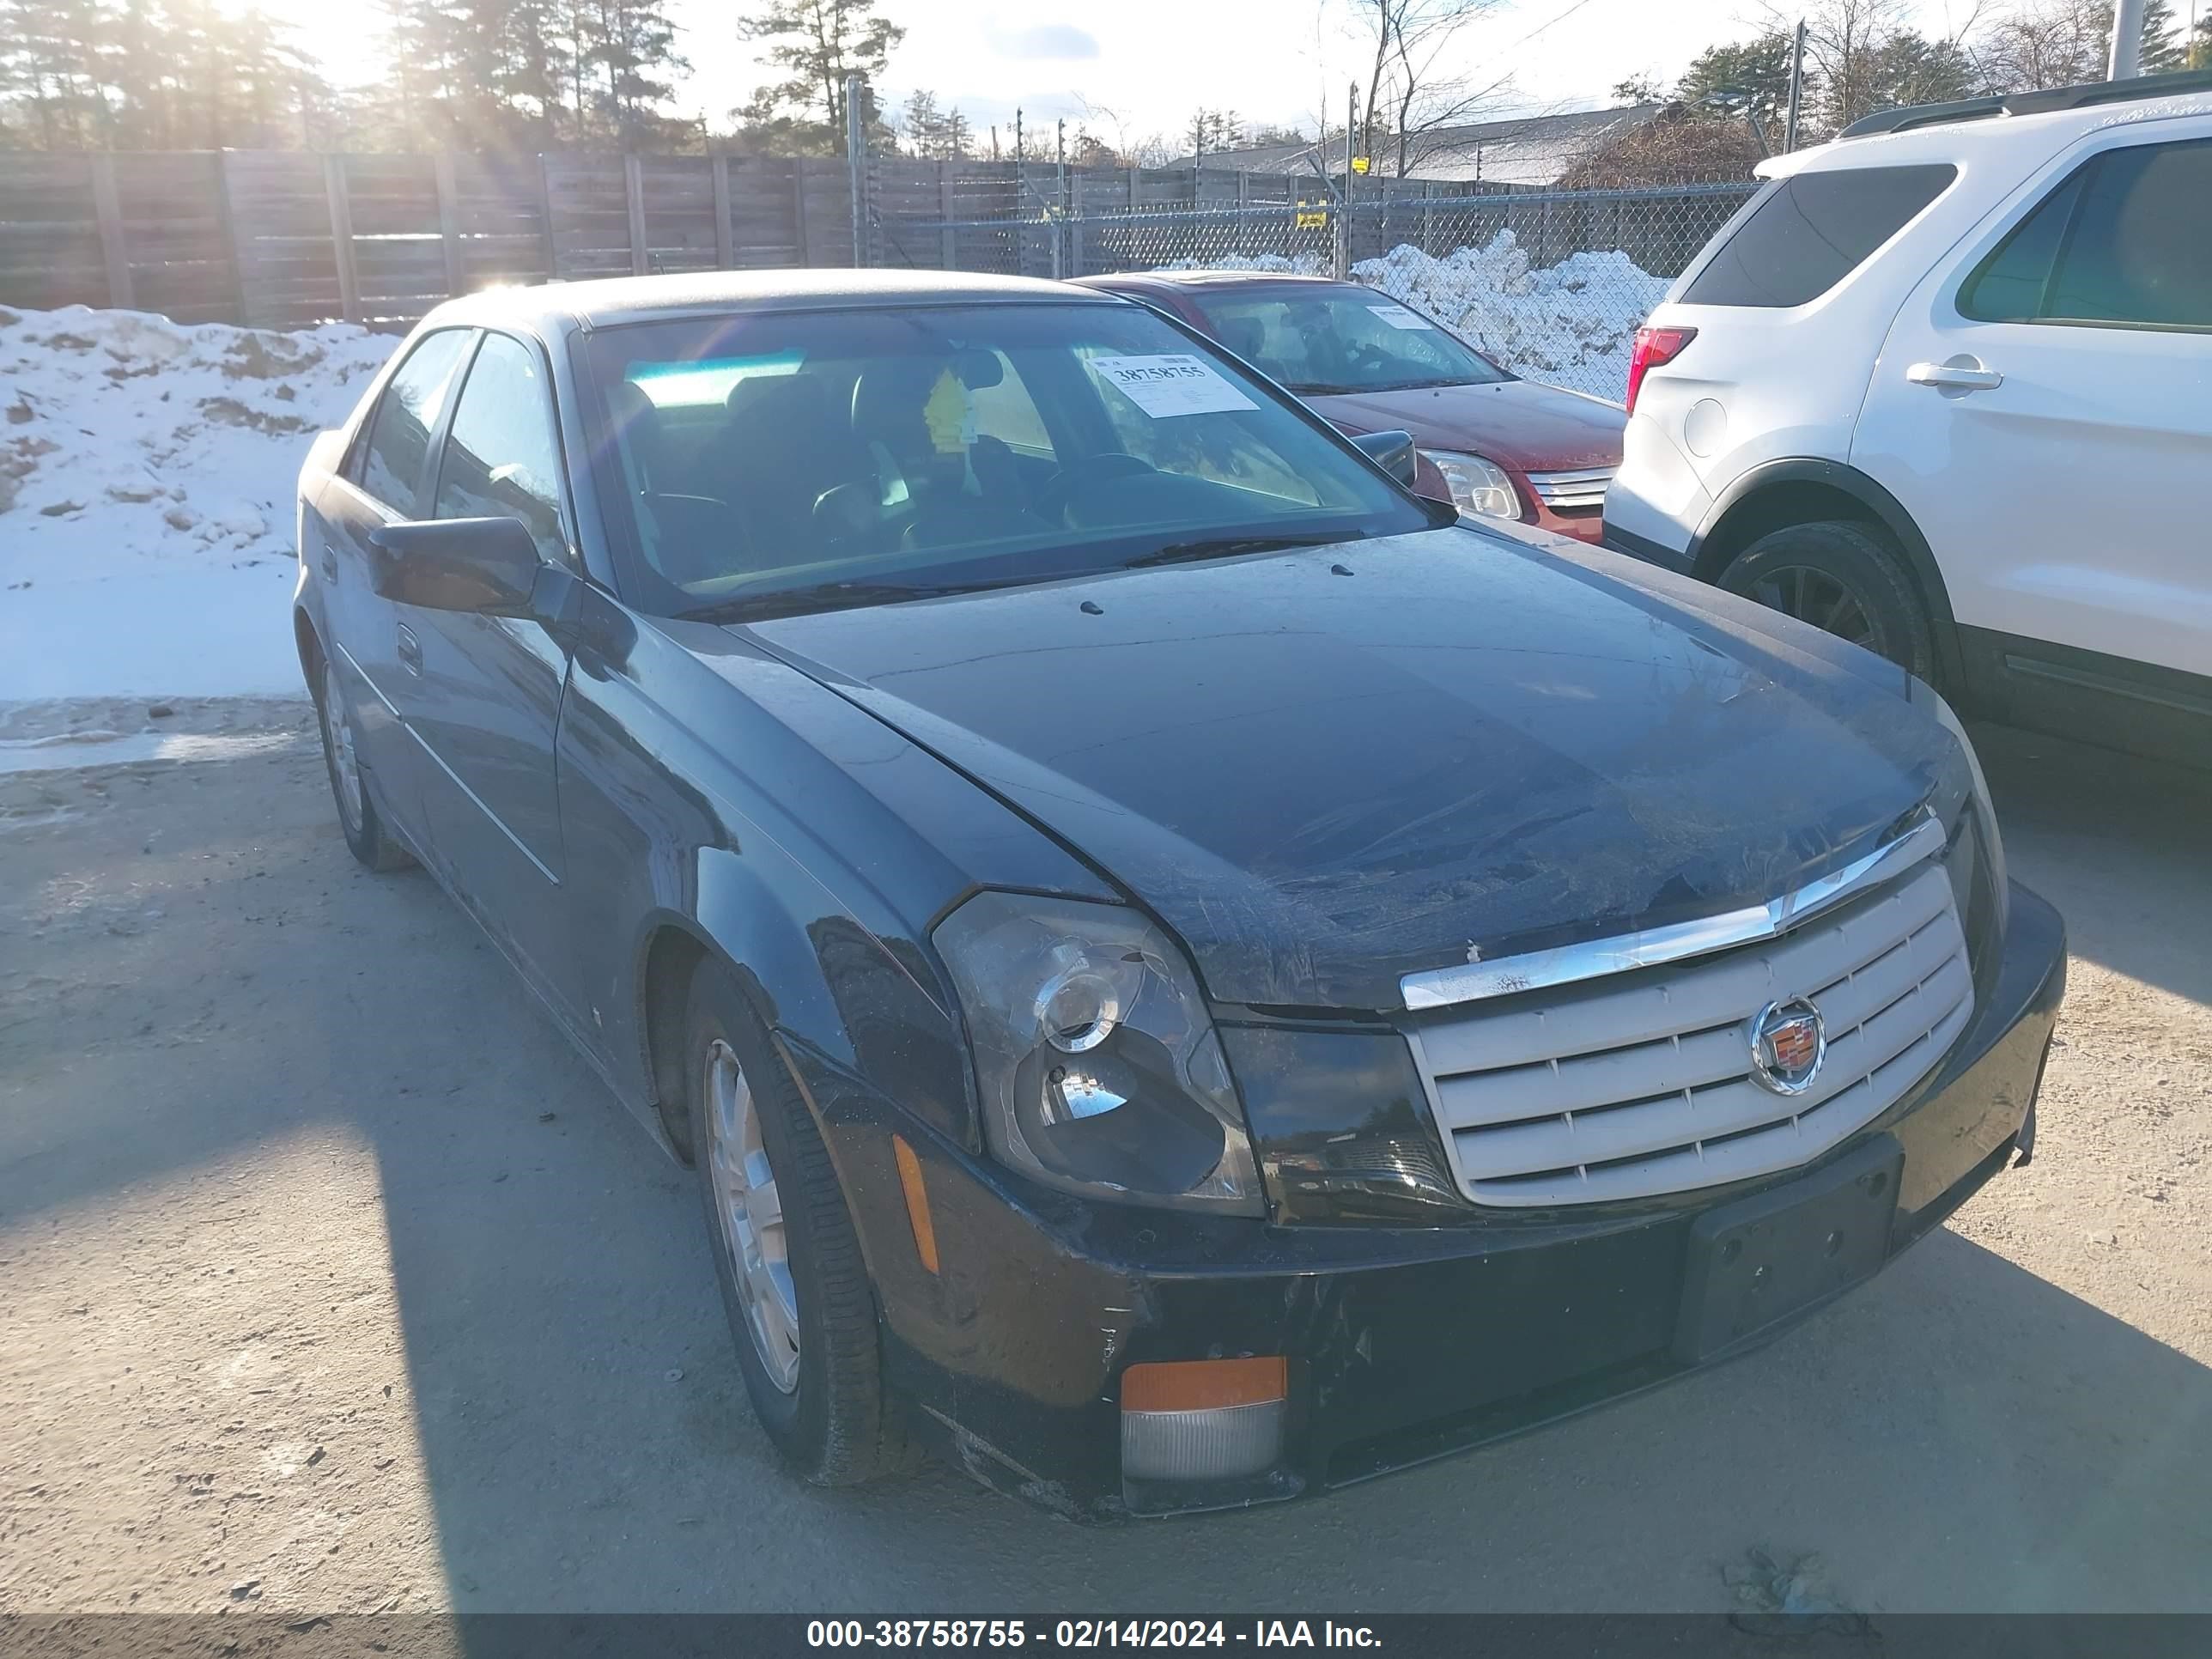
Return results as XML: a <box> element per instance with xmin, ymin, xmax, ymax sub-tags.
<box><xmin>1154</xmin><ymin>231</ymin><xmax>1665</xmax><ymax>401</ymax></box>
<box><xmin>0</xmin><ymin>304</ymin><xmax>391</xmax><ymax>701</ymax></box>
<box><xmin>1156</xmin><ymin>252</ymin><xmax>1328</xmax><ymax>276</ymax></box>
<box><xmin>1354</xmin><ymin>234</ymin><xmax>1665</xmax><ymax>401</ymax></box>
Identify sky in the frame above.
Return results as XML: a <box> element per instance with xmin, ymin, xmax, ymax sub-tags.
<box><xmin>259</xmin><ymin>0</ymin><xmax>2003</xmax><ymax>145</ymax></box>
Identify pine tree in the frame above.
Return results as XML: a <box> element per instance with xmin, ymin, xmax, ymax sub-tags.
<box><xmin>733</xmin><ymin>0</ymin><xmax>902</xmax><ymax>153</ymax></box>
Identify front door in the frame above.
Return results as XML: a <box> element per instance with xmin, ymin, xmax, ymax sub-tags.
<box><xmin>1854</xmin><ymin>121</ymin><xmax>2212</xmax><ymax>688</ymax></box>
<box><xmin>313</xmin><ymin>325</ymin><xmax>476</xmax><ymax>846</ymax></box>
<box><xmin>404</xmin><ymin>331</ymin><xmax>581</xmax><ymax>1016</ymax></box>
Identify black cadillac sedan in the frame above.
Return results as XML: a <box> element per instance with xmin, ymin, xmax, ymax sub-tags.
<box><xmin>293</xmin><ymin>270</ymin><xmax>2063</xmax><ymax>1520</ymax></box>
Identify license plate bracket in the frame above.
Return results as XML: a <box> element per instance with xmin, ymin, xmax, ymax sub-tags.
<box><xmin>1672</xmin><ymin>1134</ymin><xmax>1904</xmax><ymax>1364</ymax></box>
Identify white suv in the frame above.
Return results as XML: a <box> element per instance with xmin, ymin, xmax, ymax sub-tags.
<box><xmin>1603</xmin><ymin>70</ymin><xmax>2212</xmax><ymax>765</ymax></box>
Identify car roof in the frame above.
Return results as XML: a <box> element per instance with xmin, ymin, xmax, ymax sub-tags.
<box><xmin>422</xmin><ymin>268</ymin><xmax>1125</xmax><ymax>337</ymax></box>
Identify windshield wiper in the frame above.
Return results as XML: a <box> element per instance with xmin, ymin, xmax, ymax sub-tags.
<box><xmin>1122</xmin><ymin>533</ymin><xmax>1348</xmax><ymax>569</ymax></box>
<box><xmin>676</xmin><ymin>577</ymin><xmax>1019</xmax><ymax>624</ymax></box>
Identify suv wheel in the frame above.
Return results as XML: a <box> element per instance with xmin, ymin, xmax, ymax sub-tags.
<box><xmin>684</xmin><ymin>961</ymin><xmax>917</xmax><ymax>1486</ymax></box>
<box><xmin>1717</xmin><ymin>520</ymin><xmax>1936</xmax><ymax>682</ymax></box>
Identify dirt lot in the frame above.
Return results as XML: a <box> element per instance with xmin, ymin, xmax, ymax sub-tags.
<box><xmin>2</xmin><ymin>698</ymin><xmax>2208</xmax><ymax>1614</ymax></box>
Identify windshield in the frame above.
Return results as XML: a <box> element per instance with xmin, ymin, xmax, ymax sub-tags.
<box><xmin>582</xmin><ymin>301</ymin><xmax>1443</xmax><ymax>621</ymax></box>
<box><xmin>1187</xmin><ymin>285</ymin><xmax>1510</xmax><ymax>395</ymax></box>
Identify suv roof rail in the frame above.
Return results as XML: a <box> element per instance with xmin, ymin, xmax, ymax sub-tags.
<box><xmin>1839</xmin><ymin>67</ymin><xmax>2212</xmax><ymax>140</ymax></box>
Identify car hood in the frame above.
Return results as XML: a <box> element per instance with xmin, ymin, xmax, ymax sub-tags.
<box><xmin>737</xmin><ymin>529</ymin><xmax>1959</xmax><ymax>1012</ymax></box>
<box><xmin>1306</xmin><ymin>379</ymin><xmax>1625</xmax><ymax>472</ymax></box>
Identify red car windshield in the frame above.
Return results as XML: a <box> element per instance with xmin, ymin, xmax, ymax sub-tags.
<box><xmin>1188</xmin><ymin>286</ymin><xmax>1510</xmax><ymax>396</ymax></box>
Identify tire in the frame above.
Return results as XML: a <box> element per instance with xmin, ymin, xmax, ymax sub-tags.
<box><xmin>684</xmin><ymin>961</ymin><xmax>915</xmax><ymax>1486</ymax></box>
<box><xmin>1717</xmin><ymin>520</ymin><xmax>1937</xmax><ymax>683</ymax></box>
<box><xmin>313</xmin><ymin>647</ymin><xmax>413</xmax><ymax>873</ymax></box>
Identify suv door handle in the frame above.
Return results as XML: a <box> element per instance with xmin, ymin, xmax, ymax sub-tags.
<box><xmin>319</xmin><ymin>547</ymin><xmax>337</xmax><ymax>584</ymax></box>
<box><xmin>396</xmin><ymin>623</ymin><xmax>423</xmax><ymax>675</ymax></box>
<box><xmin>1907</xmin><ymin>358</ymin><xmax>2003</xmax><ymax>392</ymax></box>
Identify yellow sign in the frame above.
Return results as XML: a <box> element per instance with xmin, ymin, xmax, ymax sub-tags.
<box><xmin>1295</xmin><ymin>203</ymin><xmax>1329</xmax><ymax>229</ymax></box>
<box><xmin>1351</xmin><ymin>155</ymin><xmax>1371</xmax><ymax>174</ymax></box>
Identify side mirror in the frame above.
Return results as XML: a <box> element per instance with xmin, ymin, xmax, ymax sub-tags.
<box><xmin>1350</xmin><ymin>428</ymin><xmax>1419</xmax><ymax>489</ymax></box>
<box><xmin>369</xmin><ymin>518</ymin><xmax>544</xmax><ymax>616</ymax></box>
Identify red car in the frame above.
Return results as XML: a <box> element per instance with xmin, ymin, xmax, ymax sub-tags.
<box><xmin>1075</xmin><ymin>270</ymin><xmax>1625</xmax><ymax>544</ymax></box>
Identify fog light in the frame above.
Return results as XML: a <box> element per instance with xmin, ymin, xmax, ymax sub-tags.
<box><xmin>1120</xmin><ymin>1358</ymin><xmax>1286</xmax><ymax>1481</ymax></box>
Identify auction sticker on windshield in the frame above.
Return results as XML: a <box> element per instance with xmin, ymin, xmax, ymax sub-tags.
<box><xmin>1087</xmin><ymin>355</ymin><xmax>1258</xmax><ymax>417</ymax></box>
<box><xmin>1366</xmin><ymin>304</ymin><xmax>1435</xmax><ymax>331</ymax></box>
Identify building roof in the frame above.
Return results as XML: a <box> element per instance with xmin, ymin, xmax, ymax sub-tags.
<box><xmin>1171</xmin><ymin>103</ymin><xmax>1666</xmax><ymax>187</ymax></box>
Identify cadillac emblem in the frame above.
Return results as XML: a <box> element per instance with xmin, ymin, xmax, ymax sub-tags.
<box><xmin>1750</xmin><ymin>997</ymin><xmax>1826</xmax><ymax>1096</ymax></box>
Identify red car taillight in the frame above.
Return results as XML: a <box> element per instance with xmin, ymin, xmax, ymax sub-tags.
<box><xmin>1625</xmin><ymin>325</ymin><xmax>1696</xmax><ymax>416</ymax></box>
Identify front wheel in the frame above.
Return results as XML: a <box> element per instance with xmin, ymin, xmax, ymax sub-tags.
<box><xmin>684</xmin><ymin>962</ymin><xmax>916</xmax><ymax>1485</ymax></box>
<box><xmin>1717</xmin><ymin>520</ymin><xmax>1936</xmax><ymax>682</ymax></box>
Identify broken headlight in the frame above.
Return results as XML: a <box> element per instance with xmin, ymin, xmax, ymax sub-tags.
<box><xmin>933</xmin><ymin>893</ymin><xmax>1263</xmax><ymax>1216</ymax></box>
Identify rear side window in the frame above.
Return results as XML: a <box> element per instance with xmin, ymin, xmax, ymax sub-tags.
<box><xmin>1681</xmin><ymin>164</ymin><xmax>1957</xmax><ymax>308</ymax></box>
<box><xmin>434</xmin><ymin>333</ymin><xmax>569</xmax><ymax>565</ymax></box>
<box><xmin>1961</xmin><ymin>139</ymin><xmax>2212</xmax><ymax>331</ymax></box>
<box><xmin>357</xmin><ymin>328</ymin><xmax>472</xmax><ymax>512</ymax></box>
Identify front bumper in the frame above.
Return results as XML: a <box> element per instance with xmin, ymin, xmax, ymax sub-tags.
<box><xmin>829</xmin><ymin>881</ymin><xmax>2063</xmax><ymax>1521</ymax></box>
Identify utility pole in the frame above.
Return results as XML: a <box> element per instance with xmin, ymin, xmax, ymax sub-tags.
<box><xmin>1054</xmin><ymin>117</ymin><xmax>1066</xmax><ymax>280</ymax></box>
<box><xmin>1784</xmin><ymin>20</ymin><xmax>1807</xmax><ymax>152</ymax></box>
<box><xmin>1339</xmin><ymin>82</ymin><xmax>1356</xmax><ymax>280</ymax></box>
<box><xmin>2109</xmin><ymin>0</ymin><xmax>2148</xmax><ymax>76</ymax></box>
<box><xmin>844</xmin><ymin>72</ymin><xmax>867</xmax><ymax>269</ymax></box>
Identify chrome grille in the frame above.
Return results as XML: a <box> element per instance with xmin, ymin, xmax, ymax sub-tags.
<box><xmin>1406</xmin><ymin>863</ymin><xmax>1972</xmax><ymax>1207</ymax></box>
<box><xmin>1524</xmin><ymin>465</ymin><xmax>1614</xmax><ymax>513</ymax></box>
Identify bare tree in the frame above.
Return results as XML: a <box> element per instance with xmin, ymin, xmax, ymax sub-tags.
<box><xmin>1761</xmin><ymin>0</ymin><xmax>1984</xmax><ymax>132</ymax></box>
<box><xmin>1341</xmin><ymin>0</ymin><xmax>1514</xmax><ymax>178</ymax></box>
<box><xmin>1979</xmin><ymin>0</ymin><xmax>2185</xmax><ymax>89</ymax></box>
<box><xmin>1078</xmin><ymin>96</ymin><xmax>1176</xmax><ymax>168</ymax></box>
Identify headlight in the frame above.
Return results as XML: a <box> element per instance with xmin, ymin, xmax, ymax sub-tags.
<box><xmin>933</xmin><ymin>893</ymin><xmax>1263</xmax><ymax>1215</ymax></box>
<box><xmin>1419</xmin><ymin>449</ymin><xmax>1522</xmax><ymax>520</ymax></box>
<box><xmin>1911</xmin><ymin>676</ymin><xmax>2008</xmax><ymax>935</ymax></box>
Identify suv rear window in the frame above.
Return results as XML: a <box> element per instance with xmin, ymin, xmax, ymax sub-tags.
<box><xmin>1681</xmin><ymin>164</ymin><xmax>1957</xmax><ymax>308</ymax></box>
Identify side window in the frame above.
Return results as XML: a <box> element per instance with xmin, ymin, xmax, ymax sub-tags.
<box><xmin>1680</xmin><ymin>164</ymin><xmax>1957</xmax><ymax>309</ymax></box>
<box><xmin>1957</xmin><ymin>171</ymin><xmax>2087</xmax><ymax>323</ymax></box>
<box><xmin>1962</xmin><ymin>140</ymin><xmax>2212</xmax><ymax>331</ymax></box>
<box><xmin>433</xmin><ymin>333</ymin><xmax>569</xmax><ymax>565</ymax></box>
<box><xmin>2048</xmin><ymin>141</ymin><xmax>2211</xmax><ymax>329</ymax></box>
<box><xmin>357</xmin><ymin>329</ymin><xmax>472</xmax><ymax>512</ymax></box>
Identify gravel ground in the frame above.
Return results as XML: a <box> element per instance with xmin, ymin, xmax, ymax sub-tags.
<box><xmin>1</xmin><ymin>700</ymin><xmax>2207</xmax><ymax>1617</ymax></box>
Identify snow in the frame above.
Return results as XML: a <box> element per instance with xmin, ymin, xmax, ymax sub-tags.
<box><xmin>0</xmin><ymin>304</ymin><xmax>392</xmax><ymax>703</ymax></box>
<box><xmin>1356</xmin><ymin>236</ymin><xmax>1665</xmax><ymax>403</ymax></box>
<box><xmin>1160</xmin><ymin>230</ymin><xmax>1666</xmax><ymax>402</ymax></box>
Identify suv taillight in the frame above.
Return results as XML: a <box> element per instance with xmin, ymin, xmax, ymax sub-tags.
<box><xmin>1626</xmin><ymin>325</ymin><xmax>1696</xmax><ymax>416</ymax></box>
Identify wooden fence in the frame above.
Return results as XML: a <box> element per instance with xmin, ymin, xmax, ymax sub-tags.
<box><xmin>0</xmin><ymin>149</ymin><xmax>876</xmax><ymax>331</ymax></box>
<box><xmin>0</xmin><ymin>148</ymin><xmax>1748</xmax><ymax>332</ymax></box>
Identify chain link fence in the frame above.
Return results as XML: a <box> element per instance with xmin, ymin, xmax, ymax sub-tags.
<box><xmin>872</xmin><ymin>161</ymin><xmax>1756</xmax><ymax>403</ymax></box>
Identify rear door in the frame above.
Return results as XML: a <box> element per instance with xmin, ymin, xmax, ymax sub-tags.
<box><xmin>404</xmin><ymin>330</ymin><xmax>581</xmax><ymax>1012</ymax></box>
<box><xmin>1856</xmin><ymin>120</ymin><xmax>2212</xmax><ymax>684</ymax></box>
<box><xmin>314</xmin><ymin>326</ymin><xmax>475</xmax><ymax>842</ymax></box>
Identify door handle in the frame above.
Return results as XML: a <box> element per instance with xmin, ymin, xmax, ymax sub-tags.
<box><xmin>396</xmin><ymin>623</ymin><xmax>422</xmax><ymax>676</ymax></box>
<box><xmin>319</xmin><ymin>547</ymin><xmax>337</xmax><ymax>584</ymax></box>
<box><xmin>1907</xmin><ymin>358</ymin><xmax>2003</xmax><ymax>392</ymax></box>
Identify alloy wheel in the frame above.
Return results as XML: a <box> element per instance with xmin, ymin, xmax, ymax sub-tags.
<box><xmin>321</xmin><ymin>659</ymin><xmax>365</xmax><ymax>833</ymax></box>
<box><xmin>702</xmin><ymin>1036</ymin><xmax>801</xmax><ymax>1393</ymax></box>
<box><xmin>1747</xmin><ymin>564</ymin><xmax>1880</xmax><ymax>653</ymax></box>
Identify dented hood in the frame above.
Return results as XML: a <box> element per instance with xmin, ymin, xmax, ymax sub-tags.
<box><xmin>739</xmin><ymin>527</ymin><xmax>1960</xmax><ymax>1012</ymax></box>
